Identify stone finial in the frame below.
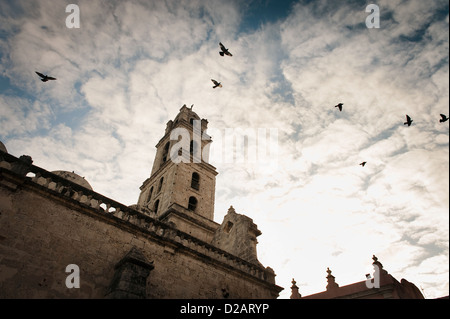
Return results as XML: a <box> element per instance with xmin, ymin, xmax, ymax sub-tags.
<box><xmin>326</xmin><ymin>267</ymin><xmax>339</xmax><ymax>290</ymax></box>
<box><xmin>228</xmin><ymin>205</ymin><xmax>236</xmax><ymax>214</ymax></box>
<box><xmin>290</xmin><ymin>278</ymin><xmax>302</xmax><ymax>299</ymax></box>
<box><xmin>372</xmin><ymin>254</ymin><xmax>384</xmax><ymax>270</ymax></box>
<box><xmin>372</xmin><ymin>255</ymin><xmax>381</xmax><ymax>266</ymax></box>
<box><xmin>372</xmin><ymin>254</ymin><xmax>388</xmax><ymax>276</ymax></box>
<box><xmin>264</xmin><ymin>267</ymin><xmax>276</xmax><ymax>284</ymax></box>
<box><xmin>10</xmin><ymin>155</ymin><xmax>33</xmax><ymax>176</ymax></box>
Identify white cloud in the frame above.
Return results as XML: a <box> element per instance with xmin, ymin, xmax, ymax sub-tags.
<box><xmin>0</xmin><ymin>0</ymin><xmax>448</xmax><ymax>299</ymax></box>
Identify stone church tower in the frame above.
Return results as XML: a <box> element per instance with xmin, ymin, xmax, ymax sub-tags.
<box><xmin>136</xmin><ymin>104</ymin><xmax>218</xmax><ymax>242</ymax></box>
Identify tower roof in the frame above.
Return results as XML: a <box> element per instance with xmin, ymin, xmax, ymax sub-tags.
<box><xmin>173</xmin><ymin>104</ymin><xmax>200</xmax><ymax>124</ymax></box>
<box><xmin>162</xmin><ymin>104</ymin><xmax>209</xmax><ymax>139</ymax></box>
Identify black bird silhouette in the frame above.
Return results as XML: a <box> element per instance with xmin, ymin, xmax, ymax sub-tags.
<box><xmin>35</xmin><ymin>71</ymin><xmax>56</xmax><ymax>82</ymax></box>
<box><xmin>219</xmin><ymin>42</ymin><xmax>232</xmax><ymax>57</ymax></box>
<box><xmin>439</xmin><ymin>114</ymin><xmax>448</xmax><ymax>123</ymax></box>
<box><xmin>404</xmin><ymin>114</ymin><xmax>413</xmax><ymax>126</ymax></box>
<box><xmin>335</xmin><ymin>103</ymin><xmax>343</xmax><ymax>111</ymax></box>
<box><xmin>359</xmin><ymin>161</ymin><xmax>367</xmax><ymax>167</ymax></box>
<box><xmin>211</xmin><ymin>79</ymin><xmax>222</xmax><ymax>88</ymax></box>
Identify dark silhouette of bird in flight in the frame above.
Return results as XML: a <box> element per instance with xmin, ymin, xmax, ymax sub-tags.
<box><xmin>404</xmin><ymin>114</ymin><xmax>413</xmax><ymax>126</ymax></box>
<box><xmin>359</xmin><ymin>161</ymin><xmax>367</xmax><ymax>167</ymax></box>
<box><xmin>335</xmin><ymin>103</ymin><xmax>343</xmax><ymax>111</ymax></box>
<box><xmin>219</xmin><ymin>42</ymin><xmax>232</xmax><ymax>57</ymax></box>
<box><xmin>35</xmin><ymin>71</ymin><xmax>56</xmax><ymax>82</ymax></box>
<box><xmin>439</xmin><ymin>114</ymin><xmax>448</xmax><ymax>123</ymax></box>
<box><xmin>211</xmin><ymin>79</ymin><xmax>222</xmax><ymax>88</ymax></box>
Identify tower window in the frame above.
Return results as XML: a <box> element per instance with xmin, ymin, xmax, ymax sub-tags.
<box><xmin>162</xmin><ymin>142</ymin><xmax>170</xmax><ymax>164</ymax></box>
<box><xmin>190</xmin><ymin>140</ymin><xmax>200</xmax><ymax>160</ymax></box>
<box><xmin>224</xmin><ymin>221</ymin><xmax>234</xmax><ymax>233</ymax></box>
<box><xmin>191</xmin><ymin>172</ymin><xmax>200</xmax><ymax>190</ymax></box>
<box><xmin>190</xmin><ymin>140</ymin><xmax>195</xmax><ymax>155</ymax></box>
<box><xmin>158</xmin><ymin>177</ymin><xmax>164</xmax><ymax>193</ymax></box>
<box><xmin>188</xmin><ymin>196</ymin><xmax>197</xmax><ymax>211</ymax></box>
<box><xmin>175</xmin><ymin>135</ymin><xmax>183</xmax><ymax>157</ymax></box>
<box><xmin>154</xmin><ymin>199</ymin><xmax>160</xmax><ymax>214</ymax></box>
<box><xmin>147</xmin><ymin>186</ymin><xmax>154</xmax><ymax>203</ymax></box>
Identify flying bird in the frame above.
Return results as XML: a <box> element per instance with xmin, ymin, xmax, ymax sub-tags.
<box><xmin>35</xmin><ymin>71</ymin><xmax>56</xmax><ymax>82</ymax></box>
<box><xmin>211</xmin><ymin>79</ymin><xmax>222</xmax><ymax>88</ymax></box>
<box><xmin>439</xmin><ymin>114</ymin><xmax>448</xmax><ymax>123</ymax></box>
<box><xmin>404</xmin><ymin>114</ymin><xmax>413</xmax><ymax>126</ymax></box>
<box><xmin>219</xmin><ymin>42</ymin><xmax>232</xmax><ymax>57</ymax></box>
<box><xmin>359</xmin><ymin>161</ymin><xmax>367</xmax><ymax>167</ymax></box>
<box><xmin>335</xmin><ymin>103</ymin><xmax>343</xmax><ymax>111</ymax></box>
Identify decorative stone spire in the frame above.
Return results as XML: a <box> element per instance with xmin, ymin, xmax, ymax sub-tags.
<box><xmin>290</xmin><ymin>278</ymin><xmax>302</xmax><ymax>299</ymax></box>
<box><xmin>228</xmin><ymin>205</ymin><xmax>236</xmax><ymax>214</ymax></box>
<box><xmin>372</xmin><ymin>255</ymin><xmax>381</xmax><ymax>267</ymax></box>
<box><xmin>372</xmin><ymin>255</ymin><xmax>388</xmax><ymax>275</ymax></box>
<box><xmin>326</xmin><ymin>267</ymin><xmax>339</xmax><ymax>290</ymax></box>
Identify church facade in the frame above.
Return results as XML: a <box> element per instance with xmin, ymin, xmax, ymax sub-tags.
<box><xmin>0</xmin><ymin>105</ymin><xmax>283</xmax><ymax>298</ymax></box>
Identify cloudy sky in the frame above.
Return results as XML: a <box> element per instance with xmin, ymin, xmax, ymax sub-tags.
<box><xmin>0</xmin><ymin>0</ymin><xmax>448</xmax><ymax>299</ymax></box>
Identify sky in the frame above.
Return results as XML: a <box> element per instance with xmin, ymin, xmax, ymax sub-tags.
<box><xmin>0</xmin><ymin>0</ymin><xmax>448</xmax><ymax>299</ymax></box>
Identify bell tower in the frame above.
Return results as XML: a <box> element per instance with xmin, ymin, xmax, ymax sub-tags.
<box><xmin>137</xmin><ymin>104</ymin><xmax>219</xmax><ymax>241</ymax></box>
